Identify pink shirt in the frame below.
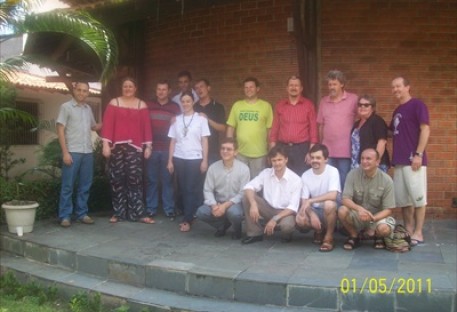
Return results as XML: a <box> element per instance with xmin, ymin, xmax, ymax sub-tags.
<box><xmin>317</xmin><ymin>91</ymin><xmax>358</xmax><ymax>158</ymax></box>
<box><xmin>101</xmin><ymin>104</ymin><xmax>152</xmax><ymax>151</ymax></box>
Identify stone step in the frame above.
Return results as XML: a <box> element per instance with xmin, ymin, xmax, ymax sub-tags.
<box><xmin>1</xmin><ymin>218</ymin><xmax>456</xmax><ymax>312</ymax></box>
<box><xmin>1</xmin><ymin>233</ymin><xmax>343</xmax><ymax>310</ymax></box>
<box><xmin>0</xmin><ymin>252</ymin><xmax>314</xmax><ymax>312</ymax></box>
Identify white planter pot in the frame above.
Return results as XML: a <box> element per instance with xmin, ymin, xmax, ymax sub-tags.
<box><xmin>2</xmin><ymin>201</ymin><xmax>39</xmax><ymax>234</ymax></box>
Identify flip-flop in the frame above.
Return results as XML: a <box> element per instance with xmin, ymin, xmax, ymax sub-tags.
<box><xmin>140</xmin><ymin>217</ymin><xmax>156</xmax><ymax>224</ymax></box>
<box><xmin>319</xmin><ymin>239</ymin><xmax>334</xmax><ymax>252</ymax></box>
<box><xmin>109</xmin><ymin>216</ymin><xmax>120</xmax><ymax>223</ymax></box>
<box><xmin>410</xmin><ymin>239</ymin><xmax>424</xmax><ymax>246</ymax></box>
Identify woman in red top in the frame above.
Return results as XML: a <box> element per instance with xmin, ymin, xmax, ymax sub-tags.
<box><xmin>101</xmin><ymin>77</ymin><xmax>154</xmax><ymax>223</ymax></box>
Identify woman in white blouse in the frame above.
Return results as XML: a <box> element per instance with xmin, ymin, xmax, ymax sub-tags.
<box><xmin>167</xmin><ymin>90</ymin><xmax>210</xmax><ymax>232</ymax></box>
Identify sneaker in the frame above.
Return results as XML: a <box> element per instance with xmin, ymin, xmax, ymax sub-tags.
<box><xmin>78</xmin><ymin>216</ymin><xmax>94</xmax><ymax>224</ymax></box>
<box><xmin>60</xmin><ymin>219</ymin><xmax>71</xmax><ymax>228</ymax></box>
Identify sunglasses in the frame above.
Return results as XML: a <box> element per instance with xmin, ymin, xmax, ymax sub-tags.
<box><xmin>357</xmin><ymin>103</ymin><xmax>372</xmax><ymax>108</ymax></box>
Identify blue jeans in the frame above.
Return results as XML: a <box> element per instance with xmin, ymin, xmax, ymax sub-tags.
<box><xmin>328</xmin><ymin>157</ymin><xmax>351</xmax><ymax>191</ymax></box>
<box><xmin>59</xmin><ymin>152</ymin><xmax>93</xmax><ymax>220</ymax></box>
<box><xmin>173</xmin><ymin>157</ymin><xmax>204</xmax><ymax>223</ymax></box>
<box><xmin>196</xmin><ymin>203</ymin><xmax>244</xmax><ymax>233</ymax></box>
<box><xmin>145</xmin><ymin>151</ymin><xmax>175</xmax><ymax>216</ymax></box>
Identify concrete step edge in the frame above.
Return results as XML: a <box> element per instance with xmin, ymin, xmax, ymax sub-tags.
<box><xmin>0</xmin><ymin>252</ymin><xmax>312</xmax><ymax>312</ymax></box>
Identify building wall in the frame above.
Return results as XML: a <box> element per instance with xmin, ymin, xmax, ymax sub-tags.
<box><xmin>320</xmin><ymin>0</ymin><xmax>456</xmax><ymax>215</ymax></box>
<box><xmin>9</xmin><ymin>89</ymin><xmax>101</xmax><ymax>178</ymax></box>
<box><xmin>144</xmin><ymin>0</ymin><xmax>456</xmax><ymax>215</ymax></box>
<box><xmin>144</xmin><ymin>0</ymin><xmax>299</xmax><ymax>106</ymax></box>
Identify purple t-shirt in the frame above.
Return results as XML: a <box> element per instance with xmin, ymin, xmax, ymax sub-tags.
<box><xmin>390</xmin><ymin>98</ymin><xmax>429</xmax><ymax>166</ymax></box>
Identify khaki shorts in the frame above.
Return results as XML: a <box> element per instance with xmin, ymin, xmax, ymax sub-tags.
<box><xmin>348</xmin><ymin>210</ymin><xmax>396</xmax><ymax>236</ymax></box>
<box><xmin>394</xmin><ymin>165</ymin><xmax>427</xmax><ymax>208</ymax></box>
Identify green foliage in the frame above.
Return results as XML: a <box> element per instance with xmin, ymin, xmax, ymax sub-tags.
<box><xmin>35</xmin><ymin>138</ymin><xmax>63</xmax><ymax>178</ymax></box>
<box><xmin>0</xmin><ymin>79</ymin><xmax>36</xmax><ymax>131</ymax></box>
<box><xmin>0</xmin><ymin>271</ymin><xmax>136</xmax><ymax>311</ymax></box>
<box><xmin>113</xmin><ymin>305</ymin><xmax>130</xmax><ymax>312</ymax></box>
<box><xmin>0</xmin><ymin>145</ymin><xmax>25</xmax><ymax>181</ymax></box>
<box><xmin>69</xmin><ymin>292</ymin><xmax>102</xmax><ymax>312</ymax></box>
<box><xmin>1</xmin><ymin>9</ymin><xmax>118</xmax><ymax>85</ymax></box>
<box><xmin>0</xmin><ymin>271</ymin><xmax>58</xmax><ymax>306</ymax></box>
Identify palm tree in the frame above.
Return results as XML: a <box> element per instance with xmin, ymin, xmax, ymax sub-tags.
<box><xmin>1</xmin><ymin>3</ymin><xmax>119</xmax><ymax>84</ymax></box>
<box><xmin>0</xmin><ymin>0</ymin><xmax>118</xmax><ymax>126</ymax></box>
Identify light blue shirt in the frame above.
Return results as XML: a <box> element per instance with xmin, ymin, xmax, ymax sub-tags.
<box><xmin>56</xmin><ymin>99</ymin><xmax>96</xmax><ymax>153</ymax></box>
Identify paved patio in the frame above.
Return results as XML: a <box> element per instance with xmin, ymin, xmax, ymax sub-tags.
<box><xmin>1</xmin><ymin>214</ymin><xmax>456</xmax><ymax>311</ymax></box>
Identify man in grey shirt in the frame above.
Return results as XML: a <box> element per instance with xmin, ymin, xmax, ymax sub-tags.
<box><xmin>56</xmin><ymin>82</ymin><xmax>102</xmax><ymax>227</ymax></box>
<box><xmin>196</xmin><ymin>138</ymin><xmax>250</xmax><ymax>239</ymax></box>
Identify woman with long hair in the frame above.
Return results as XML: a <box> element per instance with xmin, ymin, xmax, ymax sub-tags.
<box><xmin>101</xmin><ymin>77</ymin><xmax>154</xmax><ymax>223</ymax></box>
<box><xmin>167</xmin><ymin>90</ymin><xmax>210</xmax><ymax>232</ymax></box>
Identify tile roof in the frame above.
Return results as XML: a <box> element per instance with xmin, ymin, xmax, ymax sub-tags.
<box><xmin>8</xmin><ymin>71</ymin><xmax>101</xmax><ymax>95</ymax></box>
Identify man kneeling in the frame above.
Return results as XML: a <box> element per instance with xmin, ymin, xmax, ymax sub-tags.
<box><xmin>338</xmin><ymin>148</ymin><xmax>396</xmax><ymax>250</ymax></box>
<box><xmin>296</xmin><ymin>144</ymin><xmax>340</xmax><ymax>252</ymax></box>
<box><xmin>196</xmin><ymin>138</ymin><xmax>250</xmax><ymax>239</ymax></box>
<box><xmin>242</xmin><ymin>145</ymin><xmax>302</xmax><ymax>244</ymax></box>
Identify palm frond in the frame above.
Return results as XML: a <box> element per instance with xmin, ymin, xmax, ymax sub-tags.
<box><xmin>0</xmin><ymin>55</ymin><xmax>30</xmax><ymax>82</ymax></box>
<box><xmin>0</xmin><ymin>107</ymin><xmax>36</xmax><ymax>125</ymax></box>
<box><xmin>11</xmin><ymin>10</ymin><xmax>118</xmax><ymax>84</ymax></box>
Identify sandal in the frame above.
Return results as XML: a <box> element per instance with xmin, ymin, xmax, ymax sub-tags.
<box><xmin>319</xmin><ymin>239</ymin><xmax>334</xmax><ymax>252</ymax></box>
<box><xmin>179</xmin><ymin>222</ymin><xmax>191</xmax><ymax>232</ymax></box>
<box><xmin>343</xmin><ymin>236</ymin><xmax>360</xmax><ymax>250</ymax></box>
<box><xmin>140</xmin><ymin>217</ymin><xmax>156</xmax><ymax>224</ymax></box>
<box><xmin>373</xmin><ymin>238</ymin><xmax>386</xmax><ymax>249</ymax></box>
<box><xmin>109</xmin><ymin>216</ymin><xmax>120</xmax><ymax>223</ymax></box>
<box><xmin>313</xmin><ymin>230</ymin><xmax>325</xmax><ymax>245</ymax></box>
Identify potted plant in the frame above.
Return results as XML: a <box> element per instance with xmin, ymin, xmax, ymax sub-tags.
<box><xmin>0</xmin><ymin>156</ymin><xmax>39</xmax><ymax>234</ymax></box>
<box><xmin>0</xmin><ymin>173</ymin><xmax>39</xmax><ymax>234</ymax></box>
<box><xmin>2</xmin><ymin>199</ymin><xmax>39</xmax><ymax>234</ymax></box>
<box><xmin>0</xmin><ymin>81</ymin><xmax>38</xmax><ymax>235</ymax></box>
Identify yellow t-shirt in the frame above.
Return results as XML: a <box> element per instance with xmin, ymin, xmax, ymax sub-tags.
<box><xmin>227</xmin><ymin>99</ymin><xmax>273</xmax><ymax>158</ymax></box>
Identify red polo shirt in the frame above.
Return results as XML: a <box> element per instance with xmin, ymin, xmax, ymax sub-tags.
<box><xmin>269</xmin><ymin>96</ymin><xmax>318</xmax><ymax>144</ymax></box>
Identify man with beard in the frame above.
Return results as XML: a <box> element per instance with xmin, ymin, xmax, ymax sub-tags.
<box><xmin>317</xmin><ymin>70</ymin><xmax>358</xmax><ymax>190</ymax></box>
<box><xmin>296</xmin><ymin>144</ymin><xmax>340</xmax><ymax>252</ymax></box>
<box><xmin>269</xmin><ymin>76</ymin><xmax>318</xmax><ymax>176</ymax></box>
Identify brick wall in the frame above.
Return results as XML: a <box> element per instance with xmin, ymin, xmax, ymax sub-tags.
<box><xmin>144</xmin><ymin>0</ymin><xmax>298</xmax><ymax>107</ymax></box>
<box><xmin>144</xmin><ymin>0</ymin><xmax>456</xmax><ymax>216</ymax></box>
<box><xmin>320</xmin><ymin>0</ymin><xmax>457</xmax><ymax>216</ymax></box>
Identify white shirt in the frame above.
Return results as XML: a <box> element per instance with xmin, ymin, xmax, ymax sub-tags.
<box><xmin>244</xmin><ymin>167</ymin><xmax>302</xmax><ymax>212</ymax></box>
<box><xmin>172</xmin><ymin>89</ymin><xmax>199</xmax><ymax>112</ymax></box>
<box><xmin>168</xmin><ymin>113</ymin><xmax>210</xmax><ymax>159</ymax></box>
<box><xmin>301</xmin><ymin>165</ymin><xmax>341</xmax><ymax>199</ymax></box>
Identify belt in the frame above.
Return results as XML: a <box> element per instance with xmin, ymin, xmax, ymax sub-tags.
<box><xmin>279</xmin><ymin>141</ymin><xmax>307</xmax><ymax>146</ymax></box>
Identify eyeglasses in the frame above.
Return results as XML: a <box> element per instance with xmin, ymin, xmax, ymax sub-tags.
<box><xmin>357</xmin><ymin>103</ymin><xmax>372</xmax><ymax>108</ymax></box>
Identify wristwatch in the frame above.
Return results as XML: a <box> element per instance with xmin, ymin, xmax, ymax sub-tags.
<box><xmin>414</xmin><ymin>152</ymin><xmax>423</xmax><ymax>157</ymax></box>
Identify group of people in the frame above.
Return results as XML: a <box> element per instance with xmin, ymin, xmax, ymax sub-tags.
<box><xmin>56</xmin><ymin>69</ymin><xmax>429</xmax><ymax>251</ymax></box>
